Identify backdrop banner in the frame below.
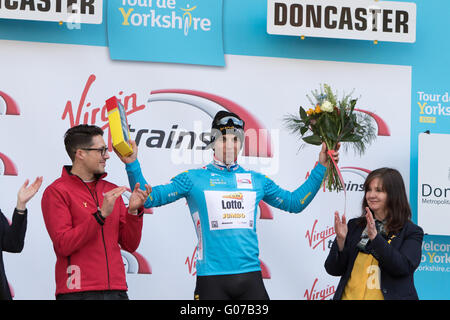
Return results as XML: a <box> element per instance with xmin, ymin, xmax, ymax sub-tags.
<box><xmin>0</xmin><ymin>40</ymin><xmax>411</xmax><ymax>299</ymax></box>
<box><xmin>1</xmin><ymin>0</ymin><xmax>450</xmax><ymax>300</ymax></box>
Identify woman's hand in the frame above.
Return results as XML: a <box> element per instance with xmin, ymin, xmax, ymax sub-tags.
<box><xmin>365</xmin><ymin>207</ymin><xmax>378</xmax><ymax>240</ymax></box>
<box><xmin>334</xmin><ymin>211</ymin><xmax>347</xmax><ymax>252</ymax></box>
<box><xmin>16</xmin><ymin>176</ymin><xmax>43</xmax><ymax>212</ymax></box>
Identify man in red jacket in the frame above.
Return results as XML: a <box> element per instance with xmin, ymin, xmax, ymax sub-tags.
<box><xmin>42</xmin><ymin>125</ymin><xmax>151</xmax><ymax>300</ymax></box>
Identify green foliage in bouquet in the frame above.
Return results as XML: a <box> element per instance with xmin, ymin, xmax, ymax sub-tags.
<box><xmin>284</xmin><ymin>84</ymin><xmax>377</xmax><ymax>192</ymax></box>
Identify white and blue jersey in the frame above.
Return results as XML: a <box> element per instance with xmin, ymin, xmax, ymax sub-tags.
<box><xmin>126</xmin><ymin>159</ymin><xmax>326</xmax><ymax>276</ymax></box>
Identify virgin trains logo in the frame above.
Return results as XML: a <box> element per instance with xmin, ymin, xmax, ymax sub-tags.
<box><xmin>0</xmin><ymin>91</ymin><xmax>20</xmax><ymax>115</ymax></box>
<box><xmin>307</xmin><ymin>166</ymin><xmax>372</xmax><ymax>193</ymax></box>
<box><xmin>305</xmin><ymin>219</ymin><xmax>335</xmax><ymax>251</ymax></box>
<box><xmin>339</xmin><ymin>167</ymin><xmax>372</xmax><ymax>192</ymax></box>
<box><xmin>147</xmin><ymin>89</ymin><xmax>273</xmax><ymax>158</ymax></box>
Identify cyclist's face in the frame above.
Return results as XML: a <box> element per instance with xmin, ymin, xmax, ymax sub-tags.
<box><xmin>214</xmin><ymin>134</ymin><xmax>241</xmax><ymax>164</ymax></box>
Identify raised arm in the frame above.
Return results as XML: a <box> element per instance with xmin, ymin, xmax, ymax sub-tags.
<box><xmin>262</xmin><ymin>142</ymin><xmax>339</xmax><ymax>212</ymax></box>
<box><xmin>115</xmin><ymin>140</ymin><xmax>193</xmax><ymax>208</ymax></box>
<box><xmin>125</xmin><ymin>160</ymin><xmax>193</xmax><ymax>208</ymax></box>
<box><xmin>2</xmin><ymin>177</ymin><xmax>43</xmax><ymax>253</ymax></box>
<box><xmin>262</xmin><ymin>162</ymin><xmax>326</xmax><ymax>213</ymax></box>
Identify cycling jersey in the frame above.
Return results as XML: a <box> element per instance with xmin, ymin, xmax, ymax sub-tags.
<box><xmin>126</xmin><ymin>159</ymin><xmax>326</xmax><ymax>276</ymax></box>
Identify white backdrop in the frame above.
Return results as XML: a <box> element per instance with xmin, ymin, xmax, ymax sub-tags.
<box><xmin>0</xmin><ymin>39</ymin><xmax>411</xmax><ymax>299</ymax></box>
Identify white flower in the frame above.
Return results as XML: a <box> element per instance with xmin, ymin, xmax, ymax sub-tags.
<box><xmin>321</xmin><ymin>101</ymin><xmax>334</xmax><ymax>113</ymax></box>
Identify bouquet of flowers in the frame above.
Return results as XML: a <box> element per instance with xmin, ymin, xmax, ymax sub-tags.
<box><xmin>284</xmin><ymin>84</ymin><xmax>377</xmax><ymax>192</ymax></box>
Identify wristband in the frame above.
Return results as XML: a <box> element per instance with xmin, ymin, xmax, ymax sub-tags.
<box><xmin>93</xmin><ymin>210</ymin><xmax>106</xmax><ymax>225</ymax></box>
<box><xmin>128</xmin><ymin>208</ymin><xmax>139</xmax><ymax>215</ymax></box>
<box><xmin>15</xmin><ymin>208</ymin><xmax>27</xmax><ymax>214</ymax></box>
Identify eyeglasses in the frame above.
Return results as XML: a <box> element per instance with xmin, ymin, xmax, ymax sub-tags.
<box><xmin>82</xmin><ymin>146</ymin><xmax>109</xmax><ymax>157</ymax></box>
<box><xmin>216</xmin><ymin>116</ymin><xmax>244</xmax><ymax>127</ymax></box>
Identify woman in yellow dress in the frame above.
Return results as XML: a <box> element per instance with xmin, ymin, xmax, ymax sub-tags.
<box><xmin>325</xmin><ymin>168</ymin><xmax>423</xmax><ymax>300</ymax></box>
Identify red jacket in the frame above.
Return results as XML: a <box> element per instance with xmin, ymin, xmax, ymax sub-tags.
<box><xmin>41</xmin><ymin>166</ymin><xmax>144</xmax><ymax>296</ymax></box>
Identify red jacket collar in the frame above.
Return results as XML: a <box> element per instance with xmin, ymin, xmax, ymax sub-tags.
<box><xmin>62</xmin><ymin>165</ymin><xmax>108</xmax><ymax>181</ymax></box>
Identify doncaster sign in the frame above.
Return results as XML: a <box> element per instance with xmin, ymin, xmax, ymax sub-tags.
<box><xmin>0</xmin><ymin>0</ymin><xmax>103</xmax><ymax>24</ymax></box>
<box><xmin>267</xmin><ymin>0</ymin><xmax>416</xmax><ymax>43</ymax></box>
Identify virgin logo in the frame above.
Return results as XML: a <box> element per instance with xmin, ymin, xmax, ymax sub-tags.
<box><xmin>61</xmin><ymin>74</ymin><xmax>146</xmax><ymax>149</ymax></box>
<box><xmin>305</xmin><ymin>219</ymin><xmax>335</xmax><ymax>251</ymax></box>
<box><xmin>304</xmin><ymin>278</ymin><xmax>335</xmax><ymax>300</ymax></box>
<box><xmin>185</xmin><ymin>247</ymin><xmax>199</xmax><ymax>276</ymax></box>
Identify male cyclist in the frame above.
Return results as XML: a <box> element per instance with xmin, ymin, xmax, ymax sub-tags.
<box><xmin>116</xmin><ymin>111</ymin><xmax>338</xmax><ymax>299</ymax></box>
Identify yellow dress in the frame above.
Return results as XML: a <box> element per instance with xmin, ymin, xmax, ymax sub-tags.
<box><xmin>341</xmin><ymin>252</ymin><xmax>384</xmax><ymax>300</ymax></box>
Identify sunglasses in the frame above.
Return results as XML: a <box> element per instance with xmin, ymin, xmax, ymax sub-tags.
<box><xmin>216</xmin><ymin>116</ymin><xmax>244</xmax><ymax>127</ymax></box>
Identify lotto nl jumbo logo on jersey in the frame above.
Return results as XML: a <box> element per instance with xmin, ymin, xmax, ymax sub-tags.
<box><xmin>205</xmin><ymin>190</ymin><xmax>256</xmax><ymax>230</ymax></box>
<box><xmin>108</xmin><ymin>0</ymin><xmax>225</xmax><ymax>66</ymax></box>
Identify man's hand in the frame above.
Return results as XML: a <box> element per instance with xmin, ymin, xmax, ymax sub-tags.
<box><xmin>318</xmin><ymin>142</ymin><xmax>340</xmax><ymax>167</ymax></box>
<box><xmin>114</xmin><ymin>140</ymin><xmax>138</xmax><ymax>164</ymax></box>
<box><xmin>100</xmin><ymin>187</ymin><xmax>127</xmax><ymax>218</ymax></box>
<box><xmin>365</xmin><ymin>207</ymin><xmax>378</xmax><ymax>240</ymax></box>
<box><xmin>128</xmin><ymin>183</ymin><xmax>152</xmax><ymax>214</ymax></box>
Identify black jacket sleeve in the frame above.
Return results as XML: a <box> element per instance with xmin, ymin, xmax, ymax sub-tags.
<box><xmin>367</xmin><ymin>222</ymin><xmax>424</xmax><ymax>277</ymax></box>
<box><xmin>1</xmin><ymin>209</ymin><xmax>27</xmax><ymax>253</ymax></box>
<box><xmin>324</xmin><ymin>218</ymin><xmax>359</xmax><ymax>277</ymax></box>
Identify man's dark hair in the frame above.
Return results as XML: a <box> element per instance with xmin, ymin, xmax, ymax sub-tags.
<box><xmin>64</xmin><ymin>125</ymin><xmax>104</xmax><ymax>162</ymax></box>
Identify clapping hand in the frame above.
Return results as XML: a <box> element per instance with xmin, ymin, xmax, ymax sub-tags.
<box><xmin>128</xmin><ymin>183</ymin><xmax>152</xmax><ymax>214</ymax></box>
<box><xmin>16</xmin><ymin>177</ymin><xmax>43</xmax><ymax>212</ymax></box>
<box><xmin>334</xmin><ymin>211</ymin><xmax>347</xmax><ymax>252</ymax></box>
<box><xmin>100</xmin><ymin>186</ymin><xmax>128</xmax><ymax>218</ymax></box>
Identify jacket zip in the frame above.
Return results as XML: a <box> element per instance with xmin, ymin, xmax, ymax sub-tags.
<box><xmin>74</xmin><ymin>174</ymin><xmax>111</xmax><ymax>290</ymax></box>
<box><xmin>101</xmin><ymin>227</ymin><xmax>111</xmax><ymax>290</ymax></box>
<box><xmin>67</xmin><ymin>256</ymin><xmax>71</xmax><ymax>287</ymax></box>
